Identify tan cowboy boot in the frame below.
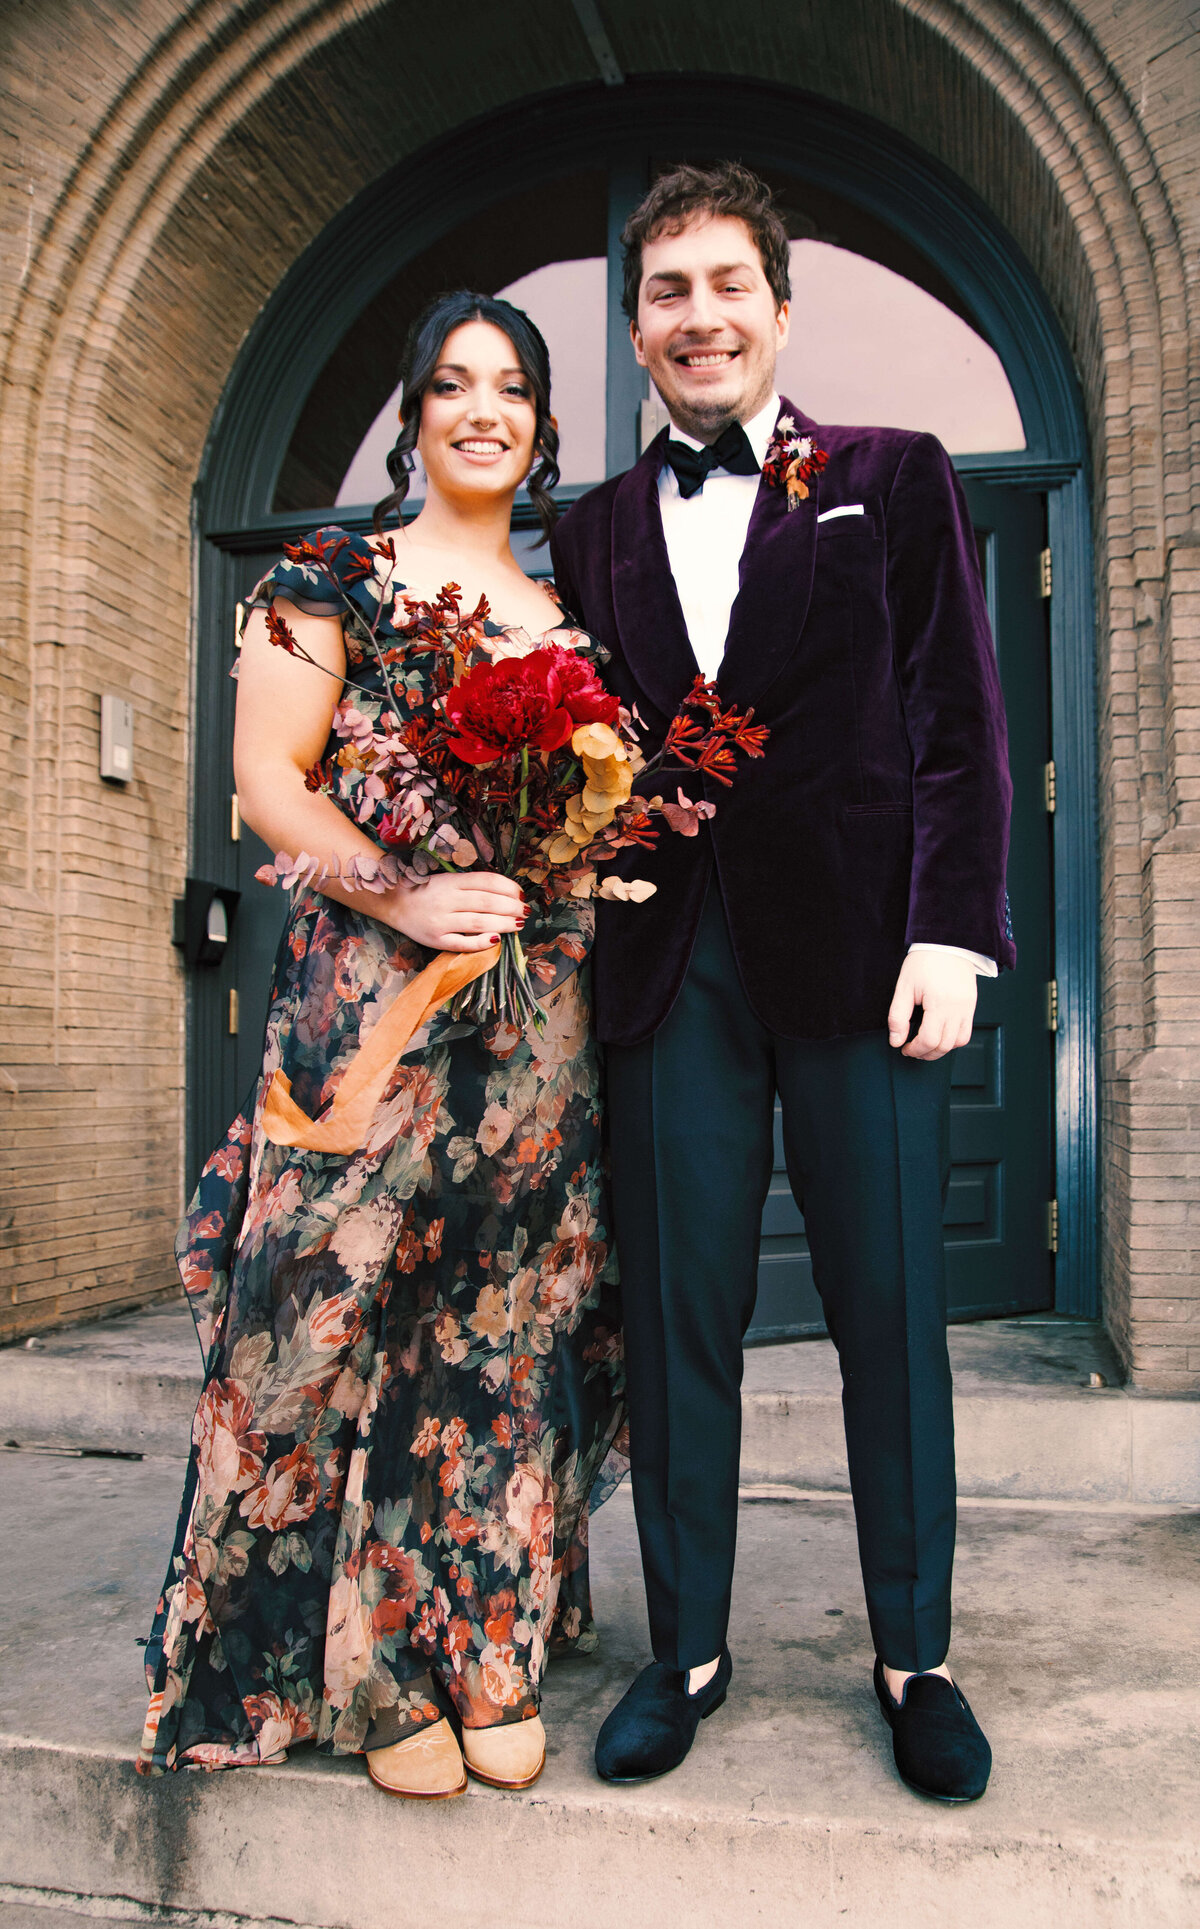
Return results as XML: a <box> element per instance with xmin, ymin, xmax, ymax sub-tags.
<box><xmin>366</xmin><ymin>1718</ymin><xmax>467</xmax><ymax>1799</ymax></box>
<box><xmin>462</xmin><ymin>1712</ymin><xmax>546</xmax><ymax>1789</ymax></box>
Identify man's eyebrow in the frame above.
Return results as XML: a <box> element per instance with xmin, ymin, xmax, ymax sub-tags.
<box><xmin>643</xmin><ymin>262</ymin><xmax>757</xmax><ymax>285</ymax></box>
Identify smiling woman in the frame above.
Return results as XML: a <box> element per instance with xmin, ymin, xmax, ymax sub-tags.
<box><xmin>339</xmin><ymin>258</ymin><xmax>609</xmax><ymax>503</ymax></box>
<box><xmin>371</xmin><ymin>293</ymin><xmax>562</xmax><ymax>563</ymax></box>
<box><xmin>139</xmin><ymin>288</ymin><xmax>626</xmax><ymax>1803</ymax></box>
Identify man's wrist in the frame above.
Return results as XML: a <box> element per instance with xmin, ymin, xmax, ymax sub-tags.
<box><xmin>907</xmin><ymin>942</ymin><xmax>997</xmax><ymax>978</ymax></box>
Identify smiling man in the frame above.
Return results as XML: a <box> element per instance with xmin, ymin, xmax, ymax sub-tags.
<box><xmin>550</xmin><ymin>162</ymin><xmax>1015</xmax><ymax>1803</ymax></box>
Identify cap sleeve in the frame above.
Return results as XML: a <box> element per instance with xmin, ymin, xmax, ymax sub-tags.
<box><xmin>240</xmin><ymin>525</ymin><xmax>354</xmax><ymax>628</ymax></box>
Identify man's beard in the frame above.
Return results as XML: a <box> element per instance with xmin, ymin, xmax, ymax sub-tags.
<box><xmin>668</xmin><ymin>395</ymin><xmax>743</xmax><ymax>443</ymax></box>
<box><xmin>658</xmin><ymin>358</ymin><xmax>775</xmax><ymax>445</ymax></box>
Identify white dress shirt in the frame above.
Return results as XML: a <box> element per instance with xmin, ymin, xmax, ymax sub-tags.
<box><xmin>656</xmin><ymin>393</ymin><xmax>996</xmax><ymax>978</ymax></box>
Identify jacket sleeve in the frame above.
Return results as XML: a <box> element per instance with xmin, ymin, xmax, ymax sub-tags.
<box><xmin>884</xmin><ymin>433</ymin><xmax>1016</xmax><ymax>969</ymax></box>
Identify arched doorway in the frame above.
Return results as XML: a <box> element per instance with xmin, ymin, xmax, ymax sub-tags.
<box><xmin>189</xmin><ymin>78</ymin><xmax>1096</xmax><ymax>1331</ymax></box>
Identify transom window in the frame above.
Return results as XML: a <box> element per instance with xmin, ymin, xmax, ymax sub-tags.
<box><xmin>272</xmin><ymin>159</ymin><xmax>1024</xmax><ymax>519</ymax></box>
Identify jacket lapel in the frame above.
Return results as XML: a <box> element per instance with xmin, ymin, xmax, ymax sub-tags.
<box><xmin>611</xmin><ymin>430</ymin><xmax>701</xmax><ymax>727</ymax></box>
<box><xmin>717</xmin><ymin>399</ymin><xmax>820</xmax><ymax>712</ymax></box>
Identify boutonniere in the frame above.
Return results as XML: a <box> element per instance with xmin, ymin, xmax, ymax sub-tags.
<box><xmin>762</xmin><ymin>416</ymin><xmax>828</xmax><ymax>511</ymax></box>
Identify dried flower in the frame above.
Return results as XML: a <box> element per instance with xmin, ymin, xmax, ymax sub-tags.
<box><xmin>762</xmin><ymin>416</ymin><xmax>828</xmax><ymax>509</ymax></box>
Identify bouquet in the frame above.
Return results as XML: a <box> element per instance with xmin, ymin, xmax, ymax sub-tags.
<box><xmin>252</xmin><ymin>532</ymin><xmax>767</xmax><ymax>1151</ymax></box>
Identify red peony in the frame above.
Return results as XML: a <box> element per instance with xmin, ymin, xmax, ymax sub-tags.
<box><xmin>443</xmin><ymin>652</ymin><xmax>575</xmax><ymax>764</ymax></box>
<box><xmin>542</xmin><ymin>645</ymin><xmax>620</xmax><ymax>726</ymax></box>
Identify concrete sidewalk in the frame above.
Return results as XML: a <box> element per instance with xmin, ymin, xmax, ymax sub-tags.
<box><xmin>0</xmin><ymin>1447</ymin><xmax>1197</xmax><ymax>1929</ymax></box>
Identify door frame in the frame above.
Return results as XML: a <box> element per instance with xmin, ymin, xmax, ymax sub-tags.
<box><xmin>192</xmin><ymin>77</ymin><xmax>1098</xmax><ymax>1316</ymax></box>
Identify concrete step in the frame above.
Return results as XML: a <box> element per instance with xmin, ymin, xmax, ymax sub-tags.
<box><xmin>3</xmin><ymin>1303</ymin><xmax>1198</xmax><ymax>1504</ymax></box>
<box><xmin>0</xmin><ymin>1452</ymin><xmax>1197</xmax><ymax>1929</ymax></box>
<box><xmin>742</xmin><ymin>1315</ymin><xmax>1200</xmax><ymax>1506</ymax></box>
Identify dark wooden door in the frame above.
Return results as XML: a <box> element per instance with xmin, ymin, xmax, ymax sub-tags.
<box><xmin>187</xmin><ymin>541</ymin><xmax>292</xmax><ymax>1183</ymax></box>
<box><xmin>748</xmin><ymin>479</ymin><xmax>1055</xmax><ymax>1338</ymax></box>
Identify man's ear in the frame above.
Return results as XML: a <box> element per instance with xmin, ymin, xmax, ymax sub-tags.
<box><xmin>775</xmin><ymin>298</ymin><xmax>791</xmax><ymax>352</ymax></box>
<box><xmin>630</xmin><ymin>317</ymin><xmax>648</xmax><ymax>369</ymax></box>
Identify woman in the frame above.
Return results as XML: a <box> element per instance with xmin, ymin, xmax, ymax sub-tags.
<box><xmin>137</xmin><ymin>292</ymin><xmax>624</xmax><ymax>1799</ymax></box>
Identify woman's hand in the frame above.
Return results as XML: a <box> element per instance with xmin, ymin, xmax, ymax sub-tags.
<box><xmin>381</xmin><ymin>871</ymin><xmax>527</xmax><ymax>952</ymax></box>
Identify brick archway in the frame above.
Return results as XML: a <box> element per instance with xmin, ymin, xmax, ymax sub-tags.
<box><xmin>3</xmin><ymin>0</ymin><xmax>1196</xmax><ymax>1385</ymax></box>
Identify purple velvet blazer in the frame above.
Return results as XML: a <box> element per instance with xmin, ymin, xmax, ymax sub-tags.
<box><xmin>549</xmin><ymin>400</ymin><xmax>1015</xmax><ymax>1047</ymax></box>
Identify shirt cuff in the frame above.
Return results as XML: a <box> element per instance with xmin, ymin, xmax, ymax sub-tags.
<box><xmin>907</xmin><ymin>942</ymin><xmax>998</xmax><ymax>978</ymax></box>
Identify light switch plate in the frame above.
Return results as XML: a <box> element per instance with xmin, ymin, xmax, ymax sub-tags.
<box><xmin>100</xmin><ymin>694</ymin><xmax>134</xmax><ymax>783</ymax></box>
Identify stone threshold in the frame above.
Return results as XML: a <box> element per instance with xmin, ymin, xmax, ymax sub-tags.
<box><xmin>1</xmin><ymin>1302</ymin><xmax>1196</xmax><ymax>1503</ymax></box>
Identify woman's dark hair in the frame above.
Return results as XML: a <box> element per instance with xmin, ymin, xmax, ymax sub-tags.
<box><xmin>621</xmin><ymin>161</ymin><xmax>792</xmax><ymax>320</ymax></box>
<box><xmin>372</xmin><ymin>291</ymin><xmax>560</xmax><ymax>543</ymax></box>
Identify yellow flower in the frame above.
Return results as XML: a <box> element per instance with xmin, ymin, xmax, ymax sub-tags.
<box><xmin>582</xmin><ymin>764</ymin><xmax>633</xmax><ymax>813</ymax></box>
<box><xmin>565</xmin><ymin>794</ymin><xmax>611</xmax><ymax>838</ymax></box>
<box><xmin>545</xmin><ymin>831</ymin><xmax>584</xmax><ymax>864</ymax></box>
<box><xmin>571</xmin><ymin>722</ymin><xmax>624</xmax><ymax>761</ymax></box>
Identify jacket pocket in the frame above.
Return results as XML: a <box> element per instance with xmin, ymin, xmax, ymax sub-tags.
<box><xmin>845</xmin><ymin>800</ymin><xmax>913</xmax><ymax>817</ymax></box>
<box><xmin>818</xmin><ymin>514</ymin><xmax>879</xmax><ymax>542</ymax></box>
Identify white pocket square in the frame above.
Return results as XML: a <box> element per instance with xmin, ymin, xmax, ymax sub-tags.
<box><xmin>817</xmin><ymin>503</ymin><xmax>865</xmax><ymax>522</ymax></box>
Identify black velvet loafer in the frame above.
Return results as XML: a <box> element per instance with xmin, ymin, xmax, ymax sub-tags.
<box><xmin>595</xmin><ymin>1648</ymin><xmax>733</xmax><ymax>1783</ymax></box>
<box><xmin>873</xmin><ymin>1658</ymin><xmax>992</xmax><ymax>1803</ymax></box>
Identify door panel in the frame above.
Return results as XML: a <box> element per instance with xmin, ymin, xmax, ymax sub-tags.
<box><xmin>746</xmin><ymin>479</ymin><xmax>1055</xmax><ymax>1339</ymax></box>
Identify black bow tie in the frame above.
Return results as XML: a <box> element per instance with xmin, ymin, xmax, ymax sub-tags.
<box><xmin>663</xmin><ymin>422</ymin><xmax>761</xmax><ymax>499</ymax></box>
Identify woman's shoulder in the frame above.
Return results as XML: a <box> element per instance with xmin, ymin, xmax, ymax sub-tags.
<box><xmin>245</xmin><ymin>524</ymin><xmax>381</xmax><ymax>616</ymax></box>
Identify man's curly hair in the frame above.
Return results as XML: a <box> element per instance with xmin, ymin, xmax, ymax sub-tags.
<box><xmin>621</xmin><ymin>160</ymin><xmax>792</xmax><ymax>320</ymax></box>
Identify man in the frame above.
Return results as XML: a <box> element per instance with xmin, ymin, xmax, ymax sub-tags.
<box><xmin>550</xmin><ymin>162</ymin><xmax>1013</xmax><ymax>1803</ymax></box>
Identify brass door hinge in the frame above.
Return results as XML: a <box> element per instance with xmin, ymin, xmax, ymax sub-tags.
<box><xmin>1039</xmin><ymin>547</ymin><xmax>1052</xmax><ymax>599</ymax></box>
<box><xmin>1047</xmin><ymin>1199</ymin><xmax>1059</xmax><ymax>1253</ymax></box>
<box><xmin>1046</xmin><ymin>979</ymin><xmax>1059</xmax><ymax>1032</ymax></box>
<box><xmin>228</xmin><ymin>987</ymin><xmax>239</xmax><ymax>1036</ymax></box>
<box><xmin>1045</xmin><ymin>760</ymin><xmax>1057</xmax><ymax>813</ymax></box>
<box><xmin>231</xmin><ymin>793</ymin><xmax>241</xmax><ymax>843</ymax></box>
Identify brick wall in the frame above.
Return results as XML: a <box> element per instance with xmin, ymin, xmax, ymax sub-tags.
<box><xmin>1</xmin><ymin>0</ymin><xmax>1197</xmax><ymax>1384</ymax></box>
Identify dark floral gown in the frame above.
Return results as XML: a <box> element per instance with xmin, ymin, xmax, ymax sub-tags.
<box><xmin>137</xmin><ymin>531</ymin><xmax>625</xmax><ymax>1773</ymax></box>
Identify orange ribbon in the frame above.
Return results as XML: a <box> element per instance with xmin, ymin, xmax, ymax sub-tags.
<box><xmin>259</xmin><ymin>942</ymin><xmax>501</xmax><ymax>1154</ymax></box>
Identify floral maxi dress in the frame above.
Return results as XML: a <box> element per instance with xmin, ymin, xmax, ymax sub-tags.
<box><xmin>138</xmin><ymin>532</ymin><xmax>625</xmax><ymax>1772</ymax></box>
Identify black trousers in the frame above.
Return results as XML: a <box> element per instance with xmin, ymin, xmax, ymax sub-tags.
<box><xmin>605</xmin><ymin>888</ymin><xmax>956</xmax><ymax>1674</ymax></box>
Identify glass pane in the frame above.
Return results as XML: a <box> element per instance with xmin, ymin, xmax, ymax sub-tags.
<box><xmin>496</xmin><ymin>258</ymin><xmax>607</xmax><ymax>486</ymax></box>
<box><xmin>275</xmin><ymin>169</ymin><xmax>608</xmax><ymax>513</ymax></box>
<box><xmin>776</xmin><ymin>240</ymin><xmax>1024</xmax><ymax>453</ymax></box>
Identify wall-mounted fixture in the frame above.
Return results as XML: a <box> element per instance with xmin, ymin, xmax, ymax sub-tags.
<box><xmin>172</xmin><ymin>879</ymin><xmax>241</xmax><ymax>967</ymax></box>
<box><xmin>100</xmin><ymin>694</ymin><xmax>134</xmax><ymax>783</ymax></box>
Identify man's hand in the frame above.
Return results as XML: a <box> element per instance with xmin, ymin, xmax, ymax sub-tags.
<box><xmin>887</xmin><ymin>951</ymin><xmax>978</xmax><ymax>1059</ymax></box>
